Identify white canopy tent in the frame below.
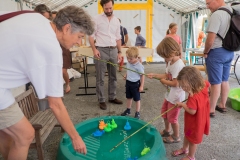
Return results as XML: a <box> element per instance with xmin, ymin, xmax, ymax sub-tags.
<box><xmin>1</xmin><ymin>0</ymin><xmax>239</xmax><ymax>62</ymax></box>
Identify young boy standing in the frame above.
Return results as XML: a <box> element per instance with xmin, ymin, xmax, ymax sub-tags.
<box><xmin>121</xmin><ymin>47</ymin><xmax>145</xmax><ymax>119</ymax></box>
<box><xmin>134</xmin><ymin>26</ymin><xmax>146</xmax><ymax>47</ymax></box>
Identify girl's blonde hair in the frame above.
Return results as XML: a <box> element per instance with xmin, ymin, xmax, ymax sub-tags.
<box><xmin>126</xmin><ymin>47</ymin><xmax>139</xmax><ymax>58</ymax></box>
<box><xmin>166</xmin><ymin>23</ymin><xmax>177</xmax><ymax>35</ymax></box>
<box><xmin>177</xmin><ymin>66</ymin><xmax>205</xmax><ymax>94</ymax></box>
<box><xmin>156</xmin><ymin>37</ymin><xmax>181</xmax><ymax>58</ymax></box>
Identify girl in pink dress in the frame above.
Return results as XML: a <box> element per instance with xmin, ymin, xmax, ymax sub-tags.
<box><xmin>165</xmin><ymin>23</ymin><xmax>183</xmax><ymax>58</ymax></box>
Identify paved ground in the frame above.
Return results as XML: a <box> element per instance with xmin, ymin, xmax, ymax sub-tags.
<box><xmin>1</xmin><ymin>63</ymin><xmax>240</xmax><ymax>160</ymax></box>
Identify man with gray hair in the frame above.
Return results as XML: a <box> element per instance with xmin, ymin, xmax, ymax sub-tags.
<box><xmin>204</xmin><ymin>0</ymin><xmax>234</xmax><ymax>118</ymax></box>
<box><xmin>0</xmin><ymin>6</ymin><xmax>94</xmax><ymax>159</ymax></box>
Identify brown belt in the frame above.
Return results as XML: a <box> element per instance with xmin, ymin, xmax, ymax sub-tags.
<box><xmin>97</xmin><ymin>46</ymin><xmax>116</xmax><ymax>49</ymax></box>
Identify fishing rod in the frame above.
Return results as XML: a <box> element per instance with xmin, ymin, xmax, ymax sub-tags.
<box><xmin>109</xmin><ymin>98</ymin><xmax>188</xmax><ymax>152</ymax></box>
<box><xmin>79</xmin><ymin>54</ymin><xmax>160</xmax><ymax>80</ymax></box>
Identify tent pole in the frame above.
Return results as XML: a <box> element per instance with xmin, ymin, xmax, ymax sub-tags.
<box><xmin>19</xmin><ymin>0</ymin><xmax>23</xmax><ymax>10</ymax></box>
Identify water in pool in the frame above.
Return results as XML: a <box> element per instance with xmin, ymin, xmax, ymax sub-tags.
<box><xmin>68</xmin><ymin>121</ymin><xmax>154</xmax><ymax>160</ymax></box>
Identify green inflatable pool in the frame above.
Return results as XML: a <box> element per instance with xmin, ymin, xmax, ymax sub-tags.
<box><xmin>56</xmin><ymin>116</ymin><xmax>167</xmax><ymax>160</ymax></box>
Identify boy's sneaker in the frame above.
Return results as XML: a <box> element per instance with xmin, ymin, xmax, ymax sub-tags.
<box><xmin>134</xmin><ymin>112</ymin><xmax>140</xmax><ymax>119</ymax></box>
<box><xmin>121</xmin><ymin>109</ymin><xmax>131</xmax><ymax>116</ymax></box>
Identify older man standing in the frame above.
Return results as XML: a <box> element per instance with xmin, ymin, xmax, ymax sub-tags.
<box><xmin>0</xmin><ymin>6</ymin><xmax>94</xmax><ymax>159</ymax></box>
<box><xmin>89</xmin><ymin>0</ymin><xmax>123</xmax><ymax>110</ymax></box>
<box><xmin>204</xmin><ymin>0</ymin><xmax>234</xmax><ymax>118</ymax></box>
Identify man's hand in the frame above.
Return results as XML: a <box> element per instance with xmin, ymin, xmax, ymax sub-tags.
<box><xmin>204</xmin><ymin>54</ymin><xmax>208</xmax><ymax>58</ymax></box>
<box><xmin>72</xmin><ymin>135</ymin><xmax>87</xmax><ymax>154</ymax></box>
<box><xmin>117</xmin><ymin>53</ymin><xmax>122</xmax><ymax>62</ymax></box>
<box><xmin>93</xmin><ymin>49</ymin><xmax>100</xmax><ymax>59</ymax></box>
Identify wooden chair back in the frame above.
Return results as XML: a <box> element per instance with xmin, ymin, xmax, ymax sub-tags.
<box><xmin>15</xmin><ymin>88</ymin><xmax>39</xmax><ymax>119</ymax></box>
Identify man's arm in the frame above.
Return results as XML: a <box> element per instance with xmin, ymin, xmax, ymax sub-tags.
<box><xmin>203</xmin><ymin>32</ymin><xmax>216</xmax><ymax>58</ymax></box>
<box><xmin>124</xmin><ymin>34</ymin><xmax>129</xmax><ymax>45</ymax></box>
<box><xmin>62</xmin><ymin>68</ymin><xmax>70</xmax><ymax>93</ymax></box>
<box><xmin>48</xmin><ymin>97</ymin><xmax>86</xmax><ymax>154</ymax></box>
<box><xmin>89</xmin><ymin>36</ymin><xmax>100</xmax><ymax>58</ymax></box>
<box><xmin>116</xmin><ymin>39</ymin><xmax>122</xmax><ymax>61</ymax></box>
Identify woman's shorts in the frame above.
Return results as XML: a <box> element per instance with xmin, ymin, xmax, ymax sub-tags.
<box><xmin>0</xmin><ymin>102</ymin><xmax>24</xmax><ymax>130</ymax></box>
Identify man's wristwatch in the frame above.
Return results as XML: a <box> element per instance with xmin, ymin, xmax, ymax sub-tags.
<box><xmin>118</xmin><ymin>51</ymin><xmax>122</xmax><ymax>53</ymax></box>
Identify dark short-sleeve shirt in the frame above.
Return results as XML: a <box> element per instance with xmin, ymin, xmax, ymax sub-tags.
<box><xmin>120</xmin><ymin>26</ymin><xmax>128</xmax><ymax>45</ymax></box>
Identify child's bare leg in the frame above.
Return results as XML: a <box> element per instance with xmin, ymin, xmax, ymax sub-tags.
<box><xmin>179</xmin><ymin>137</ymin><xmax>197</xmax><ymax>159</ymax></box>
<box><xmin>163</xmin><ymin>121</ymin><xmax>180</xmax><ymax>143</ymax></box>
<box><xmin>135</xmin><ymin>100</ymin><xmax>140</xmax><ymax>112</ymax></box>
<box><xmin>127</xmin><ymin>98</ymin><xmax>132</xmax><ymax>109</ymax></box>
<box><xmin>121</xmin><ymin>99</ymin><xmax>132</xmax><ymax>116</ymax></box>
<box><xmin>188</xmin><ymin>140</ymin><xmax>197</xmax><ymax>158</ymax></box>
<box><xmin>172</xmin><ymin>137</ymin><xmax>189</xmax><ymax>157</ymax></box>
<box><xmin>164</xmin><ymin>118</ymin><xmax>171</xmax><ymax>132</ymax></box>
<box><xmin>182</xmin><ymin>136</ymin><xmax>189</xmax><ymax>151</ymax></box>
<box><xmin>171</xmin><ymin>122</ymin><xmax>179</xmax><ymax>138</ymax></box>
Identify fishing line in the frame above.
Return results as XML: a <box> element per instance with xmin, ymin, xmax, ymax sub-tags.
<box><xmin>109</xmin><ymin>98</ymin><xmax>188</xmax><ymax>152</ymax></box>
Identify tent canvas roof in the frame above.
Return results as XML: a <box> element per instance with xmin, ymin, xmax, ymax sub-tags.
<box><xmin>25</xmin><ymin>0</ymin><xmax>238</xmax><ymax>13</ymax></box>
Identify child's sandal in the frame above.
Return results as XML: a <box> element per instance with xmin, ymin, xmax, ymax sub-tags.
<box><xmin>160</xmin><ymin>130</ymin><xmax>170</xmax><ymax>137</ymax></box>
<box><xmin>163</xmin><ymin>135</ymin><xmax>181</xmax><ymax>143</ymax></box>
<box><xmin>172</xmin><ymin>148</ymin><xmax>188</xmax><ymax>157</ymax></box>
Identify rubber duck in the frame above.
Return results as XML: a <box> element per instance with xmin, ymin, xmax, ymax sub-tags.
<box><xmin>111</xmin><ymin>119</ymin><xmax>117</xmax><ymax>129</ymax></box>
<box><xmin>92</xmin><ymin>129</ymin><xmax>105</xmax><ymax>137</ymax></box>
<box><xmin>99</xmin><ymin>120</ymin><xmax>107</xmax><ymax>130</ymax></box>
<box><xmin>141</xmin><ymin>147</ymin><xmax>150</xmax><ymax>156</ymax></box>
<box><xmin>104</xmin><ymin>122</ymin><xmax>112</xmax><ymax>132</ymax></box>
<box><xmin>124</xmin><ymin>120</ymin><xmax>131</xmax><ymax>131</ymax></box>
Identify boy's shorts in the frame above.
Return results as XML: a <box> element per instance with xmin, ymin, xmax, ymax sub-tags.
<box><xmin>126</xmin><ymin>80</ymin><xmax>140</xmax><ymax>101</ymax></box>
<box><xmin>205</xmin><ymin>47</ymin><xmax>234</xmax><ymax>85</ymax></box>
<box><xmin>161</xmin><ymin>99</ymin><xmax>180</xmax><ymax>124</ymax></box>
<box><xmin>0</xmin><ymin>102</ymin><xmax>24</xmax><ymax>130</ymax></box>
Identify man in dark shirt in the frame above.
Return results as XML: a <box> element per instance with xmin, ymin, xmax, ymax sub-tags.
<box><xmin>118</xmin><ymin>18</ymin><xmax>128</xmax><ymax>71</ymax></box>
<box><xmin>119</xmin><ymin>18</ymin><xmax>128</xmax><ymax>46</ymax></box>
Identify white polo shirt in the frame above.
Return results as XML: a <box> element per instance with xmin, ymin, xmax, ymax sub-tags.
<box><xmin>0</xmin><ymin>13</ymin><xmax>63</xmax><ymax>110</ymax></box>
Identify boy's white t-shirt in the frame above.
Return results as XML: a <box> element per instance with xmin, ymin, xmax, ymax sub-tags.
<box><xmin>0</xmin><ymin>13</ymin><xmax>63</xmax><ymax>110</ymax></box>
<box><xmin>165</xmin><ymin>59</ymin><xmax>185</xmax><ymax>104</ymax></box>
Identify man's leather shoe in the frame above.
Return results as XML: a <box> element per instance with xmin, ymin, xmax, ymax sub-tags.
<box><xmin>99</xmin><ymin>102</ymin><xmax>107</xmax><ymax>110</ymax></box>
<box><xmin>108</xmin><ymin>98</ymin><xmax>123</xmax><ymax>104</ymax></box>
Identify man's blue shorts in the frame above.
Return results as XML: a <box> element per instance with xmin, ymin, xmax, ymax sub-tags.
<box><xmin>126</xmin><ymin>80</ymin><xmax>140</xmax><ymax>101</ymax></box>
<box><xmin>205</xmin><ymin>47</ymin><xmax>234</xmax><ymax>85</ymax></box>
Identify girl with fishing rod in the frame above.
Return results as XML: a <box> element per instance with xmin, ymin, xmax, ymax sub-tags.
<box><xmin>147</xmin><ymin>37</ymin><xmax>185</xmax><ymax>144</ymax></box>
<box><xmin>172</xmin><ymin>66</ymin><xmax>210</xmax><ymax>160</ymax></box>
